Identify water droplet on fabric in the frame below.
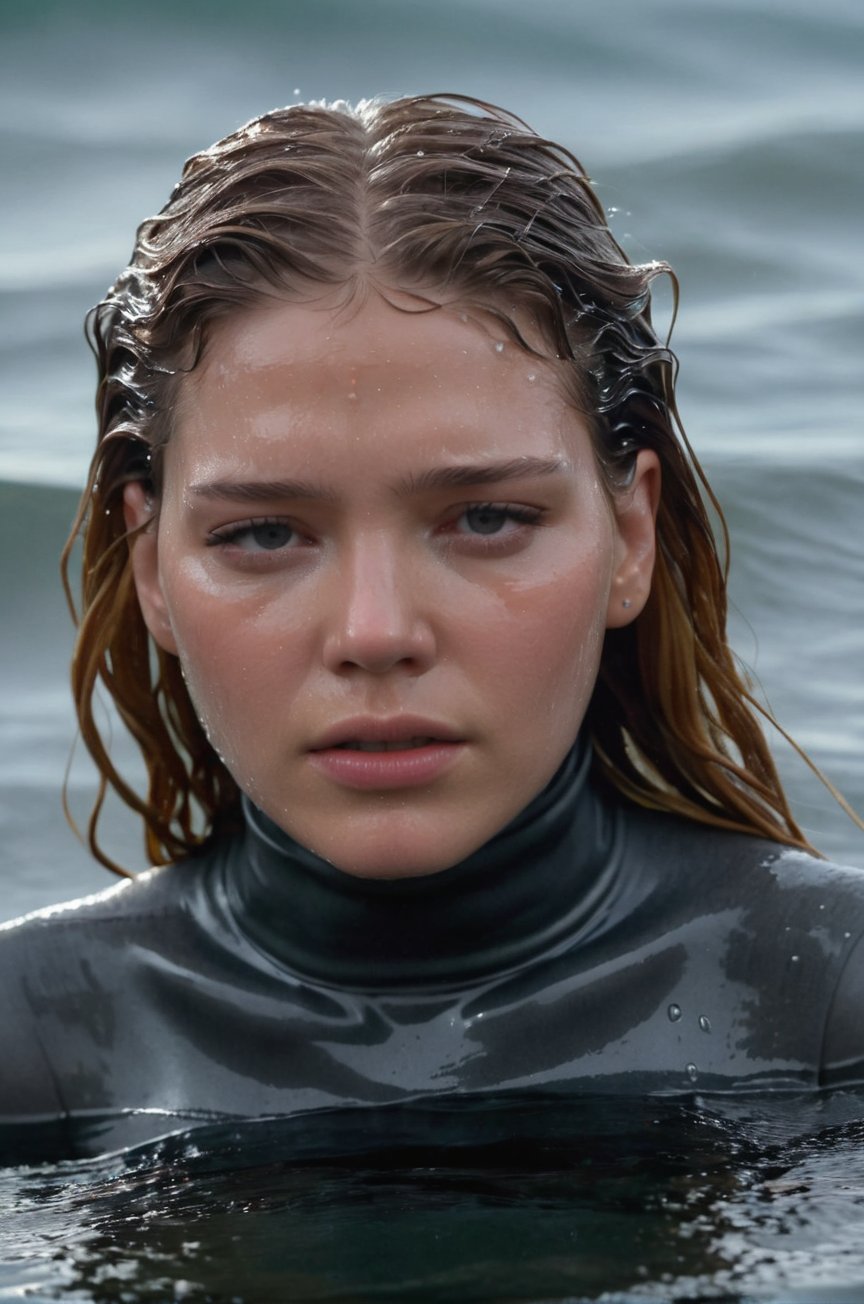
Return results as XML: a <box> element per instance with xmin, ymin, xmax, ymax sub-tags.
<box><xmin>790</xmin><ymin>954</ymin><xmax>800</xmax><ymax>963</ymax></box>
<box><xmin>667</xmin><ymin>1003</ymin><xmax>682</xmax><ymax>1022</ymax></box>
<box><xmin>686</xmin><ymin>1063</ymin><xmax>698</xmax><ymax>1082</ymax></box>
<box><xmin>699</xmin><ymin>1016</ymin><xmax>711</xmax><ymax>1033</ymax></box>
<box><xmin>844</xmin><ymin>931</ymin><xmax>852</xmax><ymax>940</ymax></box>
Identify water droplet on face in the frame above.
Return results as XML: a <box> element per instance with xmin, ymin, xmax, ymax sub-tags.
<box><xmin>494</xmin><ymin>341</ymin><xmax>505</xmax><ymax>353</ymax></box>
<box><xmin>667</xmin><ymin>1003</ymin><xmax>682</xmax><ymax>1023</ymax></box>
<box><xmin>686</xmin><ymin>1063</ymin><xmax>698</xmax><ymax>1083</ymax></box>
<box><xmin>347</xmin><ymin>392</ymin><xmax>357</xmax><ymax>401</ymax></box>
<box><xmin>698</xmin><ymin>1016</ymin><xmax>711</xmax><ymax>1033</ymax></box>
<box><xmin>526</xmin><ymin>372</ymin><xmax>537</xmax><ymax>382</ymax></box>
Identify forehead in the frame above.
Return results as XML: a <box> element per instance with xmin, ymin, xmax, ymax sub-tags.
<box><xmin>169</xmin><ymin>291</ymin><xmax>594</xmax><ymax>477</ymax></box>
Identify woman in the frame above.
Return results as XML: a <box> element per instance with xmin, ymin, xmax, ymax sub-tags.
<box><xmin>2</xmin><ymin>95</ymin><xmax>862</xmax><ymax>1160</ymax></box>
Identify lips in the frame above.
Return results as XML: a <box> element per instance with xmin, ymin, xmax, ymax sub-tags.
<box><xmin>307</xmin><ymin>718</ymin><xmax>466</xmax><ymax>790</ymax></box>
<box><xmin>310</xmin><ymin>717</ymin><xmax>463</xmax><ymax>753</ymax></box>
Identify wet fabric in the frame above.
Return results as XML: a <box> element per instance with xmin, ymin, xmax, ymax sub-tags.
<box><xmin>2</xmin><ymin>745</ymin><xmax>864</xmax><ymax>1159</ymax></box>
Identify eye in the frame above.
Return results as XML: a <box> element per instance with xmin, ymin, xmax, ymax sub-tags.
<box><xmin>453</xmin><ymin>503</ymin><xmax>544</xmax><ymax>537</ymax></box>
<box><xmin>206</xmin><ymin>518</ymin><xmax>300</xmax><ymax>552</ymax></box>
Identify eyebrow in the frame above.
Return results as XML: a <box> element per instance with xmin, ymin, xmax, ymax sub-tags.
<box><xmin>397</xmin><ymin>457</ymin><xmax>568</xmax><ymax>494</ymax></box>
<box><xmin>188</xmin><ymin>458</ymin><xmax>567</xmax><ymax>504</ymax></box>
<box><xmin>189</xmin><ymin>478</ymin><xmax>336</xmax><ymax>503</ymax></box>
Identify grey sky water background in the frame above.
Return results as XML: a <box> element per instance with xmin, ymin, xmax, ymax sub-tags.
<box><xmin>1</xmin><ymin>0</ymin><xmax>862</xmax><ymax>917</ymax></box>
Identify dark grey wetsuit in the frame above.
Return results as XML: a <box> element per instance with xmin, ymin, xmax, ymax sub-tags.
<box><xmin>2</xmin><ymin>746</ymin><xmax>864</xmax><ymax>1159</ymax></box>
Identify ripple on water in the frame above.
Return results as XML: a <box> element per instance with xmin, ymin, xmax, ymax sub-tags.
<box><xmin>4</xmin><ymin>1093</ymin><xmax>864</xmax><ymax>1302</ymax></box>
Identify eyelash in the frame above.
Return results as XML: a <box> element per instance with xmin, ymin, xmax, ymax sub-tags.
<box><xmin>447</xmin><ymin>502</ymin><xmax>545</xmax><ymax>539</ymax></box>
<box><xmin>206</xmin><ymin>517</ymin><xmax>302</xmax><ymax>551</ymax></box>
<box><xmin>205</xmin><ymin>503</ymin><xmax>546</xmax><ymax>555</ymax></box>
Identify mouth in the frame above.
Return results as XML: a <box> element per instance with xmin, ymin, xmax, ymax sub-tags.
<box><xmin>310</xmin><ymin>717</ymin><xmax>464</xmax><ymax>753</ymax></box>
<box><xmin>307</xmin><ymin>719</ymin><xmax>465</xmax><ymax>790</ymax></box>
<box><xmin>329</xmin><ymin>737</ymin><xmax>443</xmax><ymax>753</ymax></box>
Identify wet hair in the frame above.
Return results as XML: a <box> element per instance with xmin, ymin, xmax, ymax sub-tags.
<box><xmin>64</xmin><ymin>92</ymin><xmax>814</xmax><ymax>874</ymax></box>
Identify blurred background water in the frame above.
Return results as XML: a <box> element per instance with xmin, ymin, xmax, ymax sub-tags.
<box><xmin>1</xmin><ymin>1</ymin><xmax>863</xmax><ymax>1298</ymax></box>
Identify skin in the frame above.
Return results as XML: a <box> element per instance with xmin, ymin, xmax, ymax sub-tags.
<box><xmin>124</xmin><ymin>289</ymin><xmax>660</xmax><ymax>879</ymax></box>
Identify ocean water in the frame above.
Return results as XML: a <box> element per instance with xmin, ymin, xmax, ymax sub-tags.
<box><xmin>1</xmin><ymin>0</ymin><xmax>863</xmax><ymax>1298</ymax></box>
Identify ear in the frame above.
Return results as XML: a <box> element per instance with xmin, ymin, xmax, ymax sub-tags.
<box><xmin>605</xmin><ymin>449</ymin><xmax>661</xmax><ymax>629</ymax></box>
<box><xmin>122</xmin><ymin>482</ymin><xmax>178</xmax><ymax>655</ymax></box>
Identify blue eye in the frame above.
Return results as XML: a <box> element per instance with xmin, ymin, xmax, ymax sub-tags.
<box><xmin>247</xmin><ymin>522</ymin><xmax>295</xmax><ymax>550</ymax></box>
<box><xmin>457</xmin><ymin>504</ymin><xmax>542</xmax><ymax>537</ymax></box>
<box><xmin>207</xmin><ymin>519</ymin><xmax>298</xmax><ymax>552</ymax></box>
<box><xmin>463</xmin><ymin>505</ymin><xmax>511</xmax><ymax>535</ymax></box>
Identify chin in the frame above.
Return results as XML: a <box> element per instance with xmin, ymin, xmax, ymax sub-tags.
<box><xmin>322</xmin><ymin>845</ymin><xmax>464</xmax><ymax>881</ymax></box>
<box><xmin>312</xmin><ymin>823</ymin><xmax>485</xmax><ymax>881</ymax></box>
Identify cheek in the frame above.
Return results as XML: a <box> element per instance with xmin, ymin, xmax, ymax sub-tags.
<box><xmin>159</xmin><ymin>565</ymin><xmax>309</xmax><ymax>748</ymax></box>
<box><xmin>471</xmin><ymin>545</ymin><xmax>613</xmax><ymax>722</ymax></box>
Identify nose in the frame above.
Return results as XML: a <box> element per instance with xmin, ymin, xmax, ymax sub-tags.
<box><xmin>322</xmin><ymin>533</ymin><xmax>436</xmax><ymax>676</ymax></box>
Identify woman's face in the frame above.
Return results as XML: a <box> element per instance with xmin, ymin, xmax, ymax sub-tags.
<box><xmin>126</xmin><ymin>291</ymin><xmax>658</xmax><ymax>877</ymax></box>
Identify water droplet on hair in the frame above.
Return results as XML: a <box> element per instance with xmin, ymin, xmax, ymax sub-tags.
<box><xmin>667</xmin><ymin>1003</ymin><xmax>682</xmax><ymax>1023</ymax></box>
<box><xmin>494</xmin><ymin>341</ymin><xmax>505</xmax><ymax>353</ymax></box>
<box><xmin>686</xmin><ymin>1063</ymin><xmax>698</xmax><ymax>1083</ymax></box>
<box><xmin>698</xmin><ymin>1015</ymin><xmax>711</xmax><ymax>1034</ymax></box>
<box><xmin>416</xmin><ymin>149</ymin><xmax>425</xmax><ymax>157</ymax></box>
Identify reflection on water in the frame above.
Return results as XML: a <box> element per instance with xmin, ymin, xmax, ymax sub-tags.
<box><xmin>4</xmin><ymin>1093</ymin><xmax>864</xmax><ymax>1302</ymax></box>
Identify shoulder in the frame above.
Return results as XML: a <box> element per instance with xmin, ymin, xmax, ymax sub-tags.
<box><xmin>0</xmin><ymin>862</ymin><xmax>185</xmax><ymax>942</ymax></box>
<box><xmin>617</xmin><ymin>800</ymin><xmax>864</xmax><ymax>993</ymax></box>
<box><xmin>0</xmin><ymin>858</ymin><xmax>211</xmax><ymax>1126</ymax></box>
<box><xmin>618</xmin><ymin>798</ymin><xmax>864</xmax><ymax>908</ymax></box>
<box><xmin>0</xmin><ymin>857</ymin><xmax>215</xmax><ymax>992</ymax></box>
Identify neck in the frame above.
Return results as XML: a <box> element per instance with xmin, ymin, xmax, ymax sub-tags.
<box><xmin>221</xmin><ymin>743</ymin><xmax>620</xmax><ymax>989</ymax></box>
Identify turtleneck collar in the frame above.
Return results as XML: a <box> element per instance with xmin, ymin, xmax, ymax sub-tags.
<box><xmin>219</xmin><ymin>742</ymin><xmax>621</xmax><ymax>990</ymax></box>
